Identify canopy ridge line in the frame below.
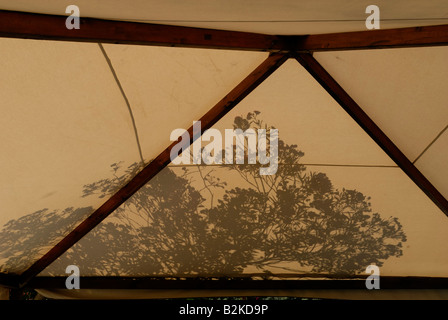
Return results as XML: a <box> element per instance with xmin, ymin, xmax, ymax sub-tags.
<box><xmin>413</xmin><ymin>124</ymin><xmax>448</xmax><ymax>164</ymax></box>
<box><xmin>17</xmin><ymin>52</ymin><xmax>289</xmax><ymax>288</ymax></box>
<box><xmin>294</xmin><ymin>53</ymin><xmax>448</xmax><ymax>218</ymax></box>
<box><xmin>98</xmin><ymin>43</ymin><xmax>145</xmax><ymax>167</ymax></box>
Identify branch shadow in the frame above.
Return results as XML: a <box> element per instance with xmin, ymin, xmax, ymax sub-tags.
<box><xmin>0</xmin><ymin>111</ymin><xmax>407</xmax><ymax>277</ymax></box>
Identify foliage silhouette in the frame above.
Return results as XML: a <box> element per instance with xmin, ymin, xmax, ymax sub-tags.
<box><xmin>0</xmin><ymin>111</ymin><xmax>406</xmax><ymax>277</ymax></box>
<box><xmin>0</xmin><ymin>207</ymin><xmax>92</xmax><ymax>273</ymax></box>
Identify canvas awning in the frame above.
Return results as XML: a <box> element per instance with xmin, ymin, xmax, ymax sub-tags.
<box><xmin>0</xmin><ymin>1</ymin><xmax>447</xmax><ymax>300</ymax></box>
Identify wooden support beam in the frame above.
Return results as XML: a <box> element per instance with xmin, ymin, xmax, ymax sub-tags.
<box><xmin>0</xmin><ymin>10</ymin><xmax>284</xmax><ymax>52</ymax></box>
<box><xmin>294</xmin><ymin>24</ymin><xmax>448</xmax><ymax>51</ymax></box>
<box><xmin>294</xmin><ymin>53</ymin><xmax>448</xmax><ymax>218</ymax></box>
<box><xmin>1</xmin><ymin>10</ymin><xmax>447</xmax><ymax>53</ymax></box>
<box><xmin>18</xmin><ymin>52</ymin><xmax>289</xmax><ymax>288</ymax></box>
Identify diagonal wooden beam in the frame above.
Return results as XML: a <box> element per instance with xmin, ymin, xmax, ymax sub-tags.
<box><xmin>294</xmin><ymin>53</ymin><xmax>448</xmax><ymax>218</ymax></box>
<box><xmin>294</xmin><ymin>24</ymin><xmax>448</xmax><ymax>52</ymax></box>
<box><xmin>18</xmin><ymin>52</ymin><xmax>289</xmax><ymax>288</ymax></box>
<box><xmin>0</xmin><ymin>10</ymin><xmax>285</xmax><ymax>52</ymax></box>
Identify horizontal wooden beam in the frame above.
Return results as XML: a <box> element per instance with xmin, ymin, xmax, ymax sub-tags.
<box><xmin>18</xmin><ymin>52</ymin><xmax>289</xmax><ymax>288</ymax></box>
<box><xmin>294</xmin><ymin>53</ymin><xmax>448</xmax><ymax>218</ymax></box>
<box><xmin>26</xmin><ymin>276</ymin><xmax>448</xmax><ymax>290</ymax></box>
<box><xmin>295</xmin><ymin>24</ymin><xmax>448</xmax><ymax>51</ymax></box>
<box><xmin>0</xmin><ymin>10</ymin><xmax>284</xmax><ymax>52</ymax></box>
<box><xmin>1</xmin><ymin>10</ymin><xmax>447</xmax><ymax>53</ymax></box>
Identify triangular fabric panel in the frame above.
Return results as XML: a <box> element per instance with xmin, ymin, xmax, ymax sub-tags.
<box><xmin>315</xmin><ymin>47</ymin><xmax>448</xmax><ymax>200</ymax></box>
<box><xmin>0</xmin><ymin>38</ymin><xmax>266</xmax><ymax>274</ymax></box>
<box><xmin>100</xmin><ymin>44</ymin><xmax>268</xmax><ymax>162</ymax></box>
<box><xmin>40</xmin><ymin>60</ymin><xmax>448</xmax><ymax>278</ymax></box>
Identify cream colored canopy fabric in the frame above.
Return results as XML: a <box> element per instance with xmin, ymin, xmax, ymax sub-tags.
<box><xmin>38</xmin><ymin>56</ymin><xmax>448</xmax><ymax>278</ymax></box>
<box><xmin>0</xmin><ymin>38</ymin><xmax>267</xmax><ymax>274</ymax></box>
<box><xmin>0</xmin><ymin>1</ymin><xmax>447</xmax><ymax>299</ymax></box>
<box><xmin>0</xmin><ymin>0</ymin><xmax>446</xmax><ymax>34</ymax></box>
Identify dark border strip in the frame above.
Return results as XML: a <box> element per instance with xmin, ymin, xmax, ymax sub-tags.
<box><xmin>17</xmin><ymin>52</ymin><xmax>289</xmax><ymax>288</ymax></box>
<box><xmin>294</xmin><ymin>53</ymin><xmax>448</xmax><ymax>218</ymax></box>
<box><xmin>0</xmin><ymin>10</ymin><xmax>284</xmax><ymax>52</ymax></box>
<box><xmin>295</xmin><ymin>24</ymin><xmax>448</xmax><ymax>51</ymax></box>
<box><xmin>0</xmin><ymin>273</ymin><xmax>20</xmax><ymax>289</ymax></box>
<box><xmin>26</xmin><ymin>276</ymin><xmax>448</xmax><ymax>290</ymax></box>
